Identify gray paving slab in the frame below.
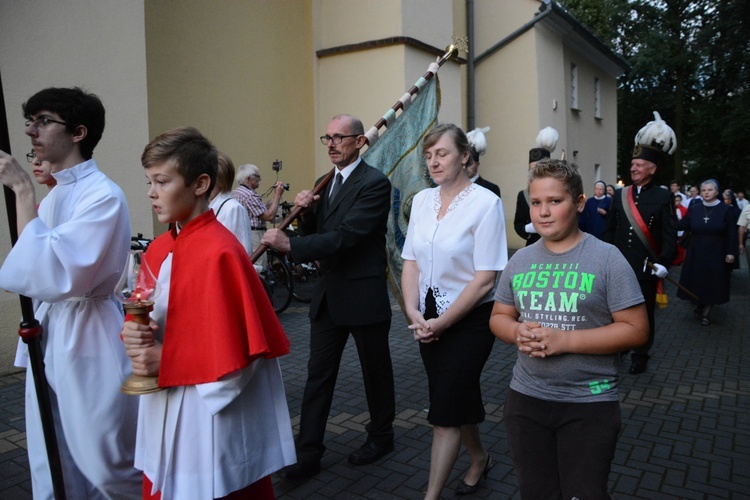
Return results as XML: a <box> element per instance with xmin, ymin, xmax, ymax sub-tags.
<box><xmin>0</xmin><ymin>263</ymin><xmax>748</xmax><ymax>499</ymax></box>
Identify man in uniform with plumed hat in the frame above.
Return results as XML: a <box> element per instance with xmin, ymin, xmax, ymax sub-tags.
<box><xmin>603</xmin><ymin>112</ymin><xmax>678</xmax><ymax>375</ymax></box>
<box><xmin>466</xmin><ymin>127</ymin><xmax>501</xmax><ymax>197</ymax></box>
<box><xmin>514</xmin><ymin>126</ymin><xmax>558</xmax><ymax>246</ymax></box>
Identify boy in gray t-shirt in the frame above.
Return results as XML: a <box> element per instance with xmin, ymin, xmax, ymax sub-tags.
<box><xmin>491</xmin><ymin>159</ymin><xmax>648</xmax><ymax>499</ymax></box>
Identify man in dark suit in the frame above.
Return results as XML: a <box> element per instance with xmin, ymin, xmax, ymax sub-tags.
<box><xmin>514</xmin><ymin>127</ymin><xmax>559</xmax><ymax>246</ymax></box>
<box><xmin>262</xmin><ymin>114</ymin><xmax>395</xmax><ymax>482</ymax></box>
<box><xmin>603</xmin><ymin>115</ymin><xmax>678</xmax><ymax>375</ymax></box>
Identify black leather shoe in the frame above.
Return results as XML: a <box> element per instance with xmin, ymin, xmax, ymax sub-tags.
<box><xmin>348</xmin><ymin>441</ymin><xmax>394</xmax><ymax>466</ymax></box>
<box><xmin>629</xmin><ymin>359</ymin><xmax>648</xmax><ymax>374</ymax></box>
<box><xmin>277</xmin><ymin>461</ymin><xmax>321</xmax><ymax>483</ymax></box>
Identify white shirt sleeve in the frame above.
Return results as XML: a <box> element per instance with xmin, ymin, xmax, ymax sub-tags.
<box><xmin>195</xmin><ymin>360</ymin><xmax>262</xmax><ymax>415</ymax></box>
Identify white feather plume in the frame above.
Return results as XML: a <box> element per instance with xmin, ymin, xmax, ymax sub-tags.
<box><xmin>634</xmin><ymin>111</ymin><xmax>677</xmax><ymax>154</ymax></box>
<box><xmin>535</xmin><ymin>127</ymin><xmax>558</xmax><ymax>153</ymax></box>
<box><xmin>466</xmin><ymin>126</ymin><xmax>490</xmax><ymax>156</ymax></box>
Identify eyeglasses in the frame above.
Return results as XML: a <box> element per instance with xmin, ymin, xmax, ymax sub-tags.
<box><xmin>26</xmin><ymin>150</ymin><xmax>35</xmax><ymax>163</ymax></box>
<box><xmin>319</xmin><ymin>134</ymin><xmax>359</xmax><ymax>145</ymax></box>
<box><xmin>25</xmin><ymin>115</ymin><xmax>67</xmax><ymax>129</ymax></box>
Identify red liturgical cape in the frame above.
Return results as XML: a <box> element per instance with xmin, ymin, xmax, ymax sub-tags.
<box><xmin>142</xmin><ymin>210</ymin><xmax>290</xmax><ymax>387</ymax></box>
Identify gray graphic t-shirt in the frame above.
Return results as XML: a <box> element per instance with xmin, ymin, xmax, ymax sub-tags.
<box><xmin>495</xmin><ymin>233</ymin><xmax>644</xmax><ymax>402</ymax></box>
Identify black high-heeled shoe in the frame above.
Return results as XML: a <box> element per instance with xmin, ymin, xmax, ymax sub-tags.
<box><xmin>455</xmin><ymin>455</ymin><xmax>494</xmax><ymax>496</ymax></box>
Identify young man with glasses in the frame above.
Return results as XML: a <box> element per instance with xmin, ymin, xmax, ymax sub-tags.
<box><xmin>0</xmin><ymin>87</ymin><xmax>140</xmax><ymax>498</ymax></box>
<box><xmin>262</xmin><ymin>114</ymin><xmax>396</xmax><ymax>482</ymax></box>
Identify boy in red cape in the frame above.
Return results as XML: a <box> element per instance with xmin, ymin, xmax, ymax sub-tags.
<box><xmin>121</xmin><ymin>127</ymin><xmax>296</xmax><ymax>499</ymax></box>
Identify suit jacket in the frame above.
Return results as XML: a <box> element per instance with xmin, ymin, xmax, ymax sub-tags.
<box><xmin>513</xmin><ymin>189</ymin><xmax>540</xmax><ymax>246</ymax></box>
<box><xmin>290</xmin><ymin>159</ymin><xmax>392</xmax><ymax>325</ymax></box>
<box><xmin>602</xmin><ymin>181</ymin><xmax>678</xmax><ymax>281</ymax></box>
<box><xmin>475</xmin><ymin>176</ymin><xmax>501</xmax><ymax>198</ymax></box>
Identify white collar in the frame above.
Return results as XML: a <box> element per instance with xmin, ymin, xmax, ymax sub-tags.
<box><xmin>334</xmin><ymin>157</ymin><xmax>361</xmax><ymax>183</ymax></box>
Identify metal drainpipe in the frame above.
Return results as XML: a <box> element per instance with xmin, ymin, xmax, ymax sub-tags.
<box><xmin>467</xmin><ymin>0</ymin><xmax>475</xmax><ymax>131</ymax></box>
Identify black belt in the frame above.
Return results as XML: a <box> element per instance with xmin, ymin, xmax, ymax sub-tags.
<box><xmin>251</xmin><ymin>227</ymin><xmax>266</xmax><ymax>231</ymax></box>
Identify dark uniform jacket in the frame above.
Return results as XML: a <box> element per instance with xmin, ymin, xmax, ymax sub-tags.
<box><xmin>475</xmin><ymin>176</ymin><xmax>501</xmax><ymax>198</ymax></box>
<box><xmin>602</xmin><ymin>182</ymin><xmax>678</xmax><ymax>280</ymax></box>
<box><xmin>514</xmin><ymin>189</ymin><xmax>541</xmax><ymax>246</ymax></box>
<box><xmin>290</xmin><ymin>159</ymin><xmax>392</xmax><ymax>326</ymax></box>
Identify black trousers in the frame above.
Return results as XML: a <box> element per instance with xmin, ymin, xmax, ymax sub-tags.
<box><xmin>504</xmin><ymin>390</ymin><xmax>621</xmax><ymax>500</ymax></box>
<box><xmin>295</xmin><ymin>305</ymin><xmax>395</xmax><ymax>464</ymax></box>
<box><xmin>632</xmin><ymin>277</ymin><xmax>657</xmax><ymax>361</ymax></box>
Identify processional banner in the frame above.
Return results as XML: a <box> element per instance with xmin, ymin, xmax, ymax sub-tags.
<box><xmin>363</xmin><ymin>75</ymin><xmax>440</xmax><ymax>299</ymax></box>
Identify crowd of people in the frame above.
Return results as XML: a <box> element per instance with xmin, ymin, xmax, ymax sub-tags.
<box><xmin>0</xmin><ymin>86</ymin><xmax>745</xmax><ymax>499</ymax></box>
<box><xmin>577</xmin><ymin>174</ymin><xmax>744</xmax><ymax>332</ymax></box>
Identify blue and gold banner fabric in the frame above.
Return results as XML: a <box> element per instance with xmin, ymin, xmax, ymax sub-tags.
<box><xmin>363</xmin><ymin>76</ymin><xmax>440</xmax><ymax>298</ymax></box>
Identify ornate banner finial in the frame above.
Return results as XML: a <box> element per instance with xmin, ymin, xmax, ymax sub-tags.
<box><xmin>451</xmin><ymin>35</ymin><xmax>469</xmax><ymax>55</ymax></box>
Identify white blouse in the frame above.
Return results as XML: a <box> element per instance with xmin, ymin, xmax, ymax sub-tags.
<box><xmin>209</xmin><ymin>192</ymin><xmax>254</xmax><ymax>255</ymax></box>
<box><xmin>402</xmin><ymin>184</ymin><xmax>508</xmax><ymax>315</ymax></box>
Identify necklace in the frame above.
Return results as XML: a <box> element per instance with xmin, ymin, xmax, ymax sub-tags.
<box><xmin>703</xmin><ymin>204</ymin><xmax>717</xmax><ymax>223</ymax></box>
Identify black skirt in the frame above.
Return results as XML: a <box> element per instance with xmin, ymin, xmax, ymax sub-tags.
<box><xmin>420</xmin><ymin>299</ymin><xmax>495</xmax><ymax>427</ymax></box>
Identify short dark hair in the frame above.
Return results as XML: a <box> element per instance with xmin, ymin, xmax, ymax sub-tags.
<box><xmin>141</xmin><ymin>127</ymin><xmax>217</xmax><ymax>197</ymax></box>
<box><xmin>422</xmin><ymin>123</ymin><xmax>471</xmax><ymax>158</ymax></box>
<box><xmin>528</xmin><ymin>158</ymin><xmax>584</xmax><ymax>200</ymax></box>
<box><xmin>23</xmin><ymin>87</ymin><xmax>105</xmax><ymax>160</ymax></box>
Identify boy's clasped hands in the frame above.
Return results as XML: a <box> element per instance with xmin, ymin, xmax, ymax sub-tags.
<box><xmin>514</xmin><ymin>321</ymin><xmax>569</xmax><ymax>358</ymax></box>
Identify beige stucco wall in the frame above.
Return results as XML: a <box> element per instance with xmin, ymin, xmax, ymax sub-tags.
<box><xmin>472</xmin><ymin>27</ymin><xmax>546</xmax><ymax>249</ymax></box>
<box><xmin>468</xmin><ymin>1</ymin><xmax>619</xmax><ymax>248</ymax></box>
<box><xmin>473</xmin><ymin>0</ymin><xmax>540</xmax><ymax>51</ymax></box>
<box><xmin>144</xmin><ymin>0</ymin><xmax>315</xmax><ymax>208</ymax></box>
<box><xmin>560</xmin><ymin>42</ymin><xmax>619</xmax><ymax>189</ymax></box>
<box><xmin>468</xmin><ymin>0</ymin><xmax>547</xmax><ymax>248</ymax></box>
<box><xmin>0</xmin><ymin>0</ymin><xmax>150</xmax><ymax>375</ymax></box>
<box><xmin>314</xmin><ymin>0</ymin><xmax>461</xmax><ymax>174</ymax></box>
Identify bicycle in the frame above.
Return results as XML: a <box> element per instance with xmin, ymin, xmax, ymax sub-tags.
<box><xmin>259</xmin><ymin>249</ymin><xmax>294</xmax><ymax>314</ymax></box>
<box><xmin>276</xmin><ymin>202</ymin><xmax>321</xmax><ymax>303</ymax></box>
<box><xmin>289</xmin><ymin>259</ymin><xmax>321</xmax><ymax>303</ymax></box>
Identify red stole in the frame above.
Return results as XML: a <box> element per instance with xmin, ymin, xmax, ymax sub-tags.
<box><xmin>143</xmin><ymin>210</ymin><xmax>289</xmax><ymax>387</ymax></box>
<box><xmin>623</xmin><ymin>185</ymin><xmax>661</xmax><ymax>259</ymax></box>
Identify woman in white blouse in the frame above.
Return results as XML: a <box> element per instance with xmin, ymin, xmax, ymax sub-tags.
<box><xmin>209</xmin><ymin>152</ymin><xmax>254</xmax><ymax>255</ymax></box>
<box><xmin>401</xmin><ymin>123</ymin><xmax>508</xmax><ymax>498</ymax></box>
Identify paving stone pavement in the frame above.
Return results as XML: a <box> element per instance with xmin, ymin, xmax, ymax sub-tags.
<box><xmin>0</xmin><ymin>265</ymin><xmax>748</xmax><ymax>499</ymax></box>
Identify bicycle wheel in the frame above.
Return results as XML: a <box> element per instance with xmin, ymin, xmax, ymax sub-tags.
<box><xmin>291</xmin><ymin>260</ymin><xmax>321</xmax><ymax>303</ymax></box>
<box><xmin>263</xmin><ymin>252</ymin><xmax>293</xmax><ymax>314</ymax></box>
<box><xmin>258</xmin><ymin>274</ymin><xmax>273</xmax><ymax>306</ymax></box>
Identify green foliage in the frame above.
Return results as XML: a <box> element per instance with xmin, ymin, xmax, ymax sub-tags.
<box><xmin>557</xmin><ymin>0</ymin><xmax>750</xmax><ymax>191</ymax></box>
